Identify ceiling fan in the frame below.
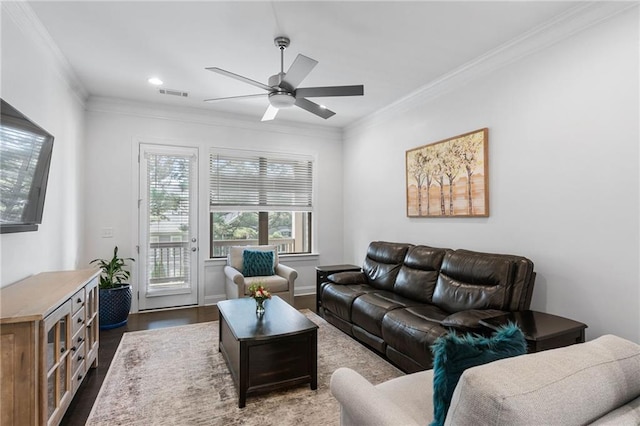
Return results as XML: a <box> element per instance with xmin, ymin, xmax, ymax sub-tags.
<box><xmin>205</xmin><ymin>36</ymin><xmax>364</xmax><ymax>121</ymax></box>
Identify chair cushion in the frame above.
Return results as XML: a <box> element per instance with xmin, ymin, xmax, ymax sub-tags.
<box><xmin>430</xmin><ymin>323</ymin><xmax>527</xmax><ymax>426</ymax></box>
<box><xmin>242</xmin><ymin>249</ymin><xmax>275</xmax><ymax>277</ymax></box>
<box><xmin>228</xmin><ymin>245</ymin><xmax>279</xmax><ymax>273</ymax></box>
<box><xmin>243</xmin><ymin>275</ymin><xmax>288</xmax><ymax>295</ymax></box>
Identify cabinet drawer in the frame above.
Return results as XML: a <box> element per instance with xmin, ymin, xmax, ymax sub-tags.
<box><xmin>72</xmin><ymin>306</ymin><xmax>85</xmax><ymax>337</ymax></box>
<box><xmin>72</xmin><ymin>327</ymin><xmax>85</xmax><ymax>353</ymax></box>
<box><xmin>72</xmin><ymin>289</ymin><xmax>85</xmax><ymax>314</ymax></box>
<box><xmin>71</xmin><ymin>342</ymin><xmax>86</xmax><ymax>373</ymax></box>
<box><xmin>72</xmin><ymin>360</ymin><xmax>86</xmax><ymax>394</ymax></box>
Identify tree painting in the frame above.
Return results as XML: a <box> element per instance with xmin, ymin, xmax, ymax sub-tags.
<box><xmin>406</xmin><ymin>128</ymin><xmax>488</xmax><ymax>217</ymax></box>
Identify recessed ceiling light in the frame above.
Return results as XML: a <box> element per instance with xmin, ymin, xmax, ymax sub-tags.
<box><xmin>148</xmin><ymin>77</ymin><xmax>163</xmax><ymax>86</ymax></box>
<box><xmin>319</xmin><ymin>104</ymin><xmax>327</xmax><ymax>109</ymax></box>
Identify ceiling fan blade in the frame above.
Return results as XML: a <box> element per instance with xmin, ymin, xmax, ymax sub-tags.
<box><xmin>282</xmin><ymin>54</ymin><xmax>318</xmax><ymax>89</ymax></box>
<box><xmin>261</xmin><ymin>105</ymin><xmax>279</xmax><ymax>121</ymax></box>
<box><xmin>205</xmin><ymin>67</ymin><xmax>272</xmax><ymax>91</ymax></box>
<box><xmin>296</xmin><ymin>85</ymin><xmax>364</xmax><ymax>98</ymax></box>
<box><xmin>204</xmin><ymin>93</ymin><xmax>267</xmax><ymax>103</ymax></box>
<box><xmin>294</xmin><ymin>97</ymin><xmax>335</xmax><ymax>119</ymax></box>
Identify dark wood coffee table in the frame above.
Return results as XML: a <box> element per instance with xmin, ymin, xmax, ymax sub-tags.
<box><xmin>479</xmin><ymin>310</ymin><xmax>587</xmax><ymax>353</ymax></box>
<box><xmin>217</xmin><ymin>296</ymin><xmax>318</xmax><ymax>408</ymax></box>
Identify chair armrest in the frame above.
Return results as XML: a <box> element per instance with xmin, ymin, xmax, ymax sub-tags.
<box><xmin>224</xmin><ymin>265</ymin><xmax>245</xmax><ymax>286</ymax></box>
<box><xmin>327</xmin><ymin>271</ymin><xmax>367</xmax><ymax>285</ymax></box>
<box><xmin>275</xmin><ymin>263</ymin><xmax>298</xmax><ymax>282</ymax></box>
<box><xmin>330</xmin><ymin>368</ymin><xmax>418</xmax><ymax>426</ymax></box>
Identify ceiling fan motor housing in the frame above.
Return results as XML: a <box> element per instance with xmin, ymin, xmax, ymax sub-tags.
<box><xmin>268</xmin><ymin>91</ymin><xmax>296</xmax><ymax>108</ymax></box>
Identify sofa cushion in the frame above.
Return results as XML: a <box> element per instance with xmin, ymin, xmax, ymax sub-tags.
<box><xmin>242</xmin><ymin>249</ymin><xmax>275</xmax><ymax>277</ymax></box>
<box><xmin>381</xmin><ymin>306</ymin><xmax>450</xmax><ymax>370</ymax></box>
<box><xmin>445</xmin><ymin>335</ymin><xmax>640</xmax><ymax>426</ymax></box>
<box><xmin>432</xmin><ymin>250</ymin><xmax>515</xmax><ymax>312</ymax></box>
<box><xmin>393</xmin><ymin>245</ymin><xmax>448</xmax><ymax>303</ymax></box>
<box><xmin>321</xmin><ymin>283</ymin><xmax>375</xmax><ymax>322</ymax></box>
<box><xmin>431</xmin><ymin>323</ymin><xmax>526</xmax><ymax>426</ymax></box>
<box><xmin>590</xmin><ymin>395</ymin><xmax>640</xmax><ymax>425</ymax></box>
<box><xmin>352</xmin><ymin>291</ymin><xmax>423</xmax><ymax>337</ymax></box>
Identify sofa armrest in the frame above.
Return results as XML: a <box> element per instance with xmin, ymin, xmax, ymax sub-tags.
<box><xmin>442</xmin><ymin>309</ymin><xmax>507</xmax><ymax>331</ymax></box>
<box><xmin>330</xmin><ymin>367</ymin><xmax>418</xmax><ymax>426</ymax></box>
<box><xmin>327</xmin><ymin>271</ymin><xmax>367</xmax><ymax>285</ymax></box>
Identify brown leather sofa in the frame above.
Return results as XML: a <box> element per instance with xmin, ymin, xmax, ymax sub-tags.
<box><xmin>319</xmin><ymin>241</ymin><xmax>536</xmax><ymax>373</ymax></box>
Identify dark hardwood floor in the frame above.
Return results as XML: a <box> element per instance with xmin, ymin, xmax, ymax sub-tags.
<box><xmin>61</xmin><ymin>295</ymin><xmax>316</xmax><ymax>425</ymax></box>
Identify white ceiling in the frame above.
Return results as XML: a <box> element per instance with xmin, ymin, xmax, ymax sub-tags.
<box><xmin>27</xmin><ymin>1</ymin><xmax>577</xmax><ymax>128</ymax></box>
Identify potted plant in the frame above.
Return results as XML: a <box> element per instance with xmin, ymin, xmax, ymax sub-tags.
<box><xmin>91</xmin><ymin>246</ymin><xmax>135</xmax><ymax>329</ymax></box>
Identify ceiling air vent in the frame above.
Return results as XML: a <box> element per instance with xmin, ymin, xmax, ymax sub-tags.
<box><xmin>159</xmin><ymin>88</ymin><xmax>189</xmax><ymax>97</ymax></box>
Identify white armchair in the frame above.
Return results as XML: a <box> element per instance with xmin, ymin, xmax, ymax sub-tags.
<box><xmin>223</xmin><ymin>245</ymin><xmax>297</xmax><ymax>305</ymax></box>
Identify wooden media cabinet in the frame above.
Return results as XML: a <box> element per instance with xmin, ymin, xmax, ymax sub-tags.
<box><xmin>1</xmin><ymin>268</ymin><xmax>101</xmax><ymax>425</ymax></box>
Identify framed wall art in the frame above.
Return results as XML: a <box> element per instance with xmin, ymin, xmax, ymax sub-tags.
<box><xmin>406</xmin><ymin>128</ymin><xmax>489</xmax><ymax>217</ymax></box>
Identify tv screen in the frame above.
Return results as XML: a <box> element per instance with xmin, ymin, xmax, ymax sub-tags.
<box><xmin>0</xmin><ymin>99</ymin><xmax>55</xmax><ymax>234</ymax></box>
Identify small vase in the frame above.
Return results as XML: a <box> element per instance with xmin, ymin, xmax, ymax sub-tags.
<box><xmin>255</xmin><ymin>298</ymin><xmax>265</xmax><ymax>317</ymax></box>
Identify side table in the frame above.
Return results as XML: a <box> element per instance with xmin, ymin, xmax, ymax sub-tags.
<box><xmin>315</xmin><ymin>264</ymin><xmax>361</xmax><ymax>312</ymax></box>
<box><xmin>479</xmin><ymin>310</ymin><xmax>587</xmax><ymax>353</ymax></box>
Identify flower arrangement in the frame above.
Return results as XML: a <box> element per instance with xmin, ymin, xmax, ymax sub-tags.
<box><xmin>248</xmin><ymin>283</ymin><xmax>272</xmax><ymax>302</ymax></box>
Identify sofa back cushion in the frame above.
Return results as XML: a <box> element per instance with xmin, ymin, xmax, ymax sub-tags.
<box><xmin>394</xmin><ymin>245</ymin><xmax>449</xmax><ymax>303</ymax></box>
<box><xmin>432</xmin><ymin>250</ymin><xmax>516</xmax><ymax>312</ymax></box>
<box><xmin>362</xmin><ymin>241</ymin><xmax>412</xmax><ymax>291</ymax></box>
<box><xmin>445</xmin><ymin>335</ymin><xmax>640</xmax><ymax>426</ymax></box>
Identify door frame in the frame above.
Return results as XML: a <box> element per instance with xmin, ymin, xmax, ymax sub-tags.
<box><xmin>130</xmin><ymin>138</ymin><xmax>205</xmax><ymax>313</ymax></box>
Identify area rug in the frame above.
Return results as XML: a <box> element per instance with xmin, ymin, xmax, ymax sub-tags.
<box><xmin>86</xmin><ymin>310</ymin><xmax>403</xmax><ymax>425</ymax></box>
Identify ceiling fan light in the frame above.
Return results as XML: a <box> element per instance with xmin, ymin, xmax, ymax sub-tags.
<box><xmin>268</xmin><ymin>92</ymin><xmax>295</xmax><ymax>108</ymax></box>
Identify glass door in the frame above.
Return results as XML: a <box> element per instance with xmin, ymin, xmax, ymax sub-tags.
<box><xmin>138</xmin><ymin>144</ymin><xmax>198</xmax><ymax>310</ymax></box>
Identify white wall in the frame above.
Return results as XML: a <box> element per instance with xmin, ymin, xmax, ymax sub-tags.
<box><xmin>343</xmin><ymin>8</ymin><xmax>640</xmax><ymax>342</ymax></box>
<box><xmin>83</xmin><ymin>98</ymin><xmax>344</xmax><ymax>309</ymax></box>
<box><xmin>0</xmin><ymin>3</ymin><xmax>86</xmax><ymax>287</ymax></box>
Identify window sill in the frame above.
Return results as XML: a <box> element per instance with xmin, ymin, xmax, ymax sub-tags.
<box><xmin>205</xmin><ymin>252</ymin><xmax>319</xmax><ymax>265</ymax></box>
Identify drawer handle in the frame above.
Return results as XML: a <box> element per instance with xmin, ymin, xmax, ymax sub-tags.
<box><xmin>77</xmin><ymin>374</ymin><xmax>83</xmax><ymax>381</ymax></box>
<box><xmin>77</xmin><ymin>355</ymin><xmax>84</xmax><ymax>361</ymax></box>
<box><xmin>71</xmin><ymin>346</ymin><xmax>77</xmax><ymax>352</ymax></box>
<box><xmin>77</xmin><ymin>298</ymin><xmax>82</xmax><ymax>303</ymax></box>
<box><xmin>77</xmin><ymin>318</ymin><xmax>84</xmax><ymax>324</ymax></box>
<box><xmin>60</xmin><ymin>347</ymin><xmax>65</xmax><ymax>353</ymax></box>
<box><xmin>77</xmin><ymin>337</ymin><xmax>84</xmax><ymax>344</ymax></box>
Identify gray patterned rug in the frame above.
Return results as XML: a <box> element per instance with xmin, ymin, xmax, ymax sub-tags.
<box><xmin>86</xmin><ymin>310</ymin><xmax>403</xmax><ymax>425</ymax></box>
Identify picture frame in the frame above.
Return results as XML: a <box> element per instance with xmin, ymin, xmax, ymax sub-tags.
<box><xmin>406</xmin><ymin>128</ymin><xmax>489</xmax><ymax>217</ymax></box>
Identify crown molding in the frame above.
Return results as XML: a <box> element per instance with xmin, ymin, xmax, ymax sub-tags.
<box><xmin>86</xmin><ymin>96</ymin><xmax>343</xmax><ymax>141</ymax></box>
<box><xmin>345</xmin><ymin>1</ymin><xmax>639</xmax><ymax>136</ymax></box>
<box><xmin>2</xmin><ymin>1</ymin><xmax>89</xmax><ymax>104</ymax></box>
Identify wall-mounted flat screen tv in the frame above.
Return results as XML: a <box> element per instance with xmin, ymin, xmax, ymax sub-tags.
<box><xmin>0</xmin><ymin>99</ymin><xmax>55</xmax><ymax>234</ymax></box>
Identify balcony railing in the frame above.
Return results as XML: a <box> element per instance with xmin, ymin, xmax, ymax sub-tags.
<box><xmin>210</xmin><ymin>238</ymin><xmax>295</xmax><ymax>258</ymax></box>
<box><xmin>148</xmin><ymin>238</ymin><xmax>296</xmax><ymax>285</ymax></box>
<box><xmin>149</xmin><ymin>241</ymin><xmax>188</xmax><ymax>285</ymax></box>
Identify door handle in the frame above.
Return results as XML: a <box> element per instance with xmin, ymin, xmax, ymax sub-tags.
<box><xmin>191</xmin><ymin>247</ymin><xmax>197</xmax><ymax>252</ymax></box>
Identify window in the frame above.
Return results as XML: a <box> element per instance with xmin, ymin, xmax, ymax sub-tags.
<box><xmin>209</xmin><ymin>149</ymin><xmax>313</xmax><ymax>258</ymax></box>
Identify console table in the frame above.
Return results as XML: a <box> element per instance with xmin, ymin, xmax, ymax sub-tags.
<box><xmin>0</xmin><ymin>268</ymin><xmax>101</xmax><ymax>426</ymax></box>
<box><xmin>480</xmin><ymin>310</ymin><xmax>587</xmax><ymax>353</ymax></box>
<box><xmin>315</xmin><ymin>264</ymin><xmax>361</xmax><ymax>312</ymax></box>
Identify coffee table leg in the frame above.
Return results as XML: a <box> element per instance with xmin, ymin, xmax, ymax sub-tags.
<box><xmin>311</xmin><ymin>330</ymin><xmax>318</xmax><ymax>390</ymax></box>
<box><xmin>239</xmin><ymin>341</ymin><xmax>248</xmax><ymax>408</ymax></box>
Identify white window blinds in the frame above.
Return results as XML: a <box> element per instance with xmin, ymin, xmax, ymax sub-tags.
<box><xmin>209</xmin><ymin>150</ymin><xmax>313</xmax><ymax>211</ymax></box>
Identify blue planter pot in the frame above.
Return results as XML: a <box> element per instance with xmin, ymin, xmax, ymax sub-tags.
<box><xmin>99</xmin><ymin>285</ymin><xmax>132</xmax><ymax>330</ymax></box>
